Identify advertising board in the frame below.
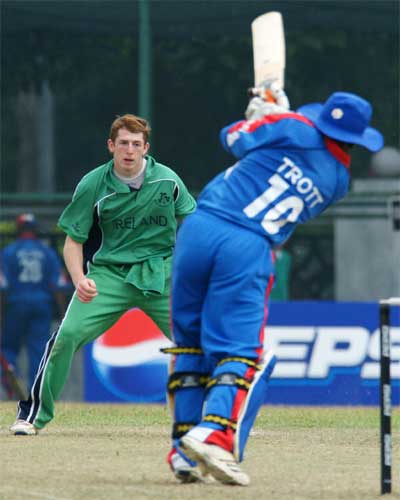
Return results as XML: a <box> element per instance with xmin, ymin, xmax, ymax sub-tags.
<box><xmin>84</xmin><ymin>302</ymin><xmax>399</xmax><ymax>405</ymax></box>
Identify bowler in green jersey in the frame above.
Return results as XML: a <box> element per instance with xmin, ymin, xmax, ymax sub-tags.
<box><xmin>11</xmin><ymin>114</ymin><xmax>196</xmax><ymax>435</ymax></box>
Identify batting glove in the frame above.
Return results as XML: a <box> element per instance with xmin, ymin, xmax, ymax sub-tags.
<box><xmin>245</xmin><ymin>81</ymin><xmax>290</xmax><ymax>120</ymax></box>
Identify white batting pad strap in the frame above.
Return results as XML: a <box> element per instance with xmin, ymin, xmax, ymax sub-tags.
<box><xmin>186</xmin><ymin>426</ymin><xmax>214</xmax><ymax>443</ymax></box>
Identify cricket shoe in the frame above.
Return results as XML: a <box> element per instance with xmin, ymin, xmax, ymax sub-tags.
<box><xmin>10</xmin><ymin>419</ymin><xmax>38</xmax><ymax>436</ymax></box>
<box><xmin>180</xmin><ymin>435</ymin><xmax>250</xmax><ymax>486</ymax></box>
<box><xmin>167</xmin><ymin>447</ymin><xmax>213</xmax><ymax>483</ymax></box>
<box><xmin>167</xmin><ymin>447</ymin><xmax>202</xmax><ymax>483</ymax></box>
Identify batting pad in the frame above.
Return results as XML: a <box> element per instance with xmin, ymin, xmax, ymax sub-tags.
<box><xmin>167</xmin><ymin>352</ymin><xmax>209</xmax><ymax>438</ymax></box>
<box><xmin>234</xmin><ymin>350</ymin><xmax>276</xmax><ymax>462</ymax></box>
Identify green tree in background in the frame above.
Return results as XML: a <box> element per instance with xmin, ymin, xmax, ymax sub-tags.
<box><xmin>1</xmin><ymin>4</ymin><xmax>398</xmax><ymax>193</ymax></box>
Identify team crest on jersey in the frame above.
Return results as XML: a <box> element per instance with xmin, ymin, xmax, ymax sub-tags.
<box><xmin>154</xmin><ymin>192</ymin><xmax>172</xmax><ymax>207</ymax></box>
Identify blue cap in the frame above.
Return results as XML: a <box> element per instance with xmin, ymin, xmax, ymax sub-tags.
<box><xmin>297</xmin><ymin>92</ymin><xmax>384</xmax><ymax>152</ymax></box>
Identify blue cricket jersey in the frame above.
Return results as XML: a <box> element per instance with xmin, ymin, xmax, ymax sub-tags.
<box><xmin>197</xmin><ymin>112</ymin><xmax>350</xmax><ymax>246</ymax></box>
<box><xmin>0</xmin><ymin>237</ymin><xmax>65</xmax><ymax>304</ymax></box>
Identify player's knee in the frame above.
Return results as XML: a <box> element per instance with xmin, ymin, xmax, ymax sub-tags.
<box><xmin>50</xmin><ymin>325</ymin><xmax>77</xmax><ymax>355</ymax></box>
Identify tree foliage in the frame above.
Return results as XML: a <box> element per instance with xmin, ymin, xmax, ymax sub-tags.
<box><xmin>1</xmin><ymin>15</ymin><xmax>398</xmax><ymax>192</ymax></box>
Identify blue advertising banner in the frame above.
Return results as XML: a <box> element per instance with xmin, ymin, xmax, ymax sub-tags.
<box><xmin>84</xmin><ymin>302</ymin><xmax>400</xmax><ymax>405</ymax></box>
<box><xmin>266</xmin><ymin>301</ymin><xmax>399</xmax><ymax>405</ymax></box>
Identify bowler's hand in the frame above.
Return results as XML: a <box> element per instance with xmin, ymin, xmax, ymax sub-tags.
<box><xmin>76</xmin><ymin>278</ymin><xmax>98</xmax><ymax>303</ymax></box>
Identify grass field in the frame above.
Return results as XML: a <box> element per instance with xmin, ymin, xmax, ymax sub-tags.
<box><xmin>0</xmin><ymin>403</ymin><xmax>399</xmax><ymax>500</ymax></box>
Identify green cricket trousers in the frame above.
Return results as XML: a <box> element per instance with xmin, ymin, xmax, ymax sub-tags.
<box><xmin>17</xmin><ymin>260</ymin><xmax>172</xmax><ymax>429</ymax></box>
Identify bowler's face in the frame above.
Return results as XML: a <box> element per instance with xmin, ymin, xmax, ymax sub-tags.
<box><xmin>108</xmin><ymin>128</ymin><xmax>149</xmax><ymax>177</ymax></box>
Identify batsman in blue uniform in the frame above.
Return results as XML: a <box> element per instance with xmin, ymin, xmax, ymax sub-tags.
<box><xmin>166</xmin><ymin>85</ymin><xmax>384</xmax><ymax>485</ymax></box>
<box><xmin>0</xmin><ymin>214</ymin><xmax>67</xmax><ymax>392</ymax></box>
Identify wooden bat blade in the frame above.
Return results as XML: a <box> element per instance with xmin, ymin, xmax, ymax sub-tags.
<box><xmin>252</xmin><ymin>11</ymin><xmax>285</xmax><ymax>88</ymax></box>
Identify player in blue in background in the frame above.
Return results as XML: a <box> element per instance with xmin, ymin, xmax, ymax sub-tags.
<box><xmin>165</xmin><ymin>86</ymin><xmax>384</xmax><ymax>485</ymax></box>
<box><xmin>0</xmin><ymin>214</ymin><xmax>68</xmax><ymax>395</ymax></box>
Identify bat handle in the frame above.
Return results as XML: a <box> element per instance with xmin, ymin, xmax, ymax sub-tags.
<box><xmin>263</xmin><ymin>89</ymin><xmax>276</xmax><ymax>103</ymax></box>
<box><xmin>247</xmin><ymin>87</ymin><xmax>276</xmax><ymax>103</ymax></box>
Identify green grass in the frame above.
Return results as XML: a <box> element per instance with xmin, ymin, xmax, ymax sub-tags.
<box><xmin>257</xmin><ymin>406</ymin><xmax>400</xmax><ymax>429</ymax></box>
<box><xmin>3</xmin><ymin>402</ymin><xmax>397</xmax><ymax>429</ymax></box>
<box><xmin>54</xmin><ymin>402</ymin><xmax>172</xmax><ymax>426</ymax></box>
<box><xmin>1</xmin><ymin>402</ymin><xmax>399</xmax><ymax>500</ymax></box>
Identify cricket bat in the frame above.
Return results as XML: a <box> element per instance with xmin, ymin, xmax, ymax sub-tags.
<box><xmin>249</xmin><ymin>11</ymin><xmax>285</xmax><ymax>99</ymax></box>
<box><xmin>0</xmin><ymin>353</ymin><xmax>28</xmax><ymax>400</ymax></box>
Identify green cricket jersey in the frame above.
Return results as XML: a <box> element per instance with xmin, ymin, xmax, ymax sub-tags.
<box><xmin>58</xmin><ymin>156</ymin><xmax>196</xmax><ymax>265</ymax></box>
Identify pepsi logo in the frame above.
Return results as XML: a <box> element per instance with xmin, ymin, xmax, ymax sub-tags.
<box><xmin>91</xmin><ymin>308</ymin><xmax>173</xmax><ymax>402</ymax></box>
